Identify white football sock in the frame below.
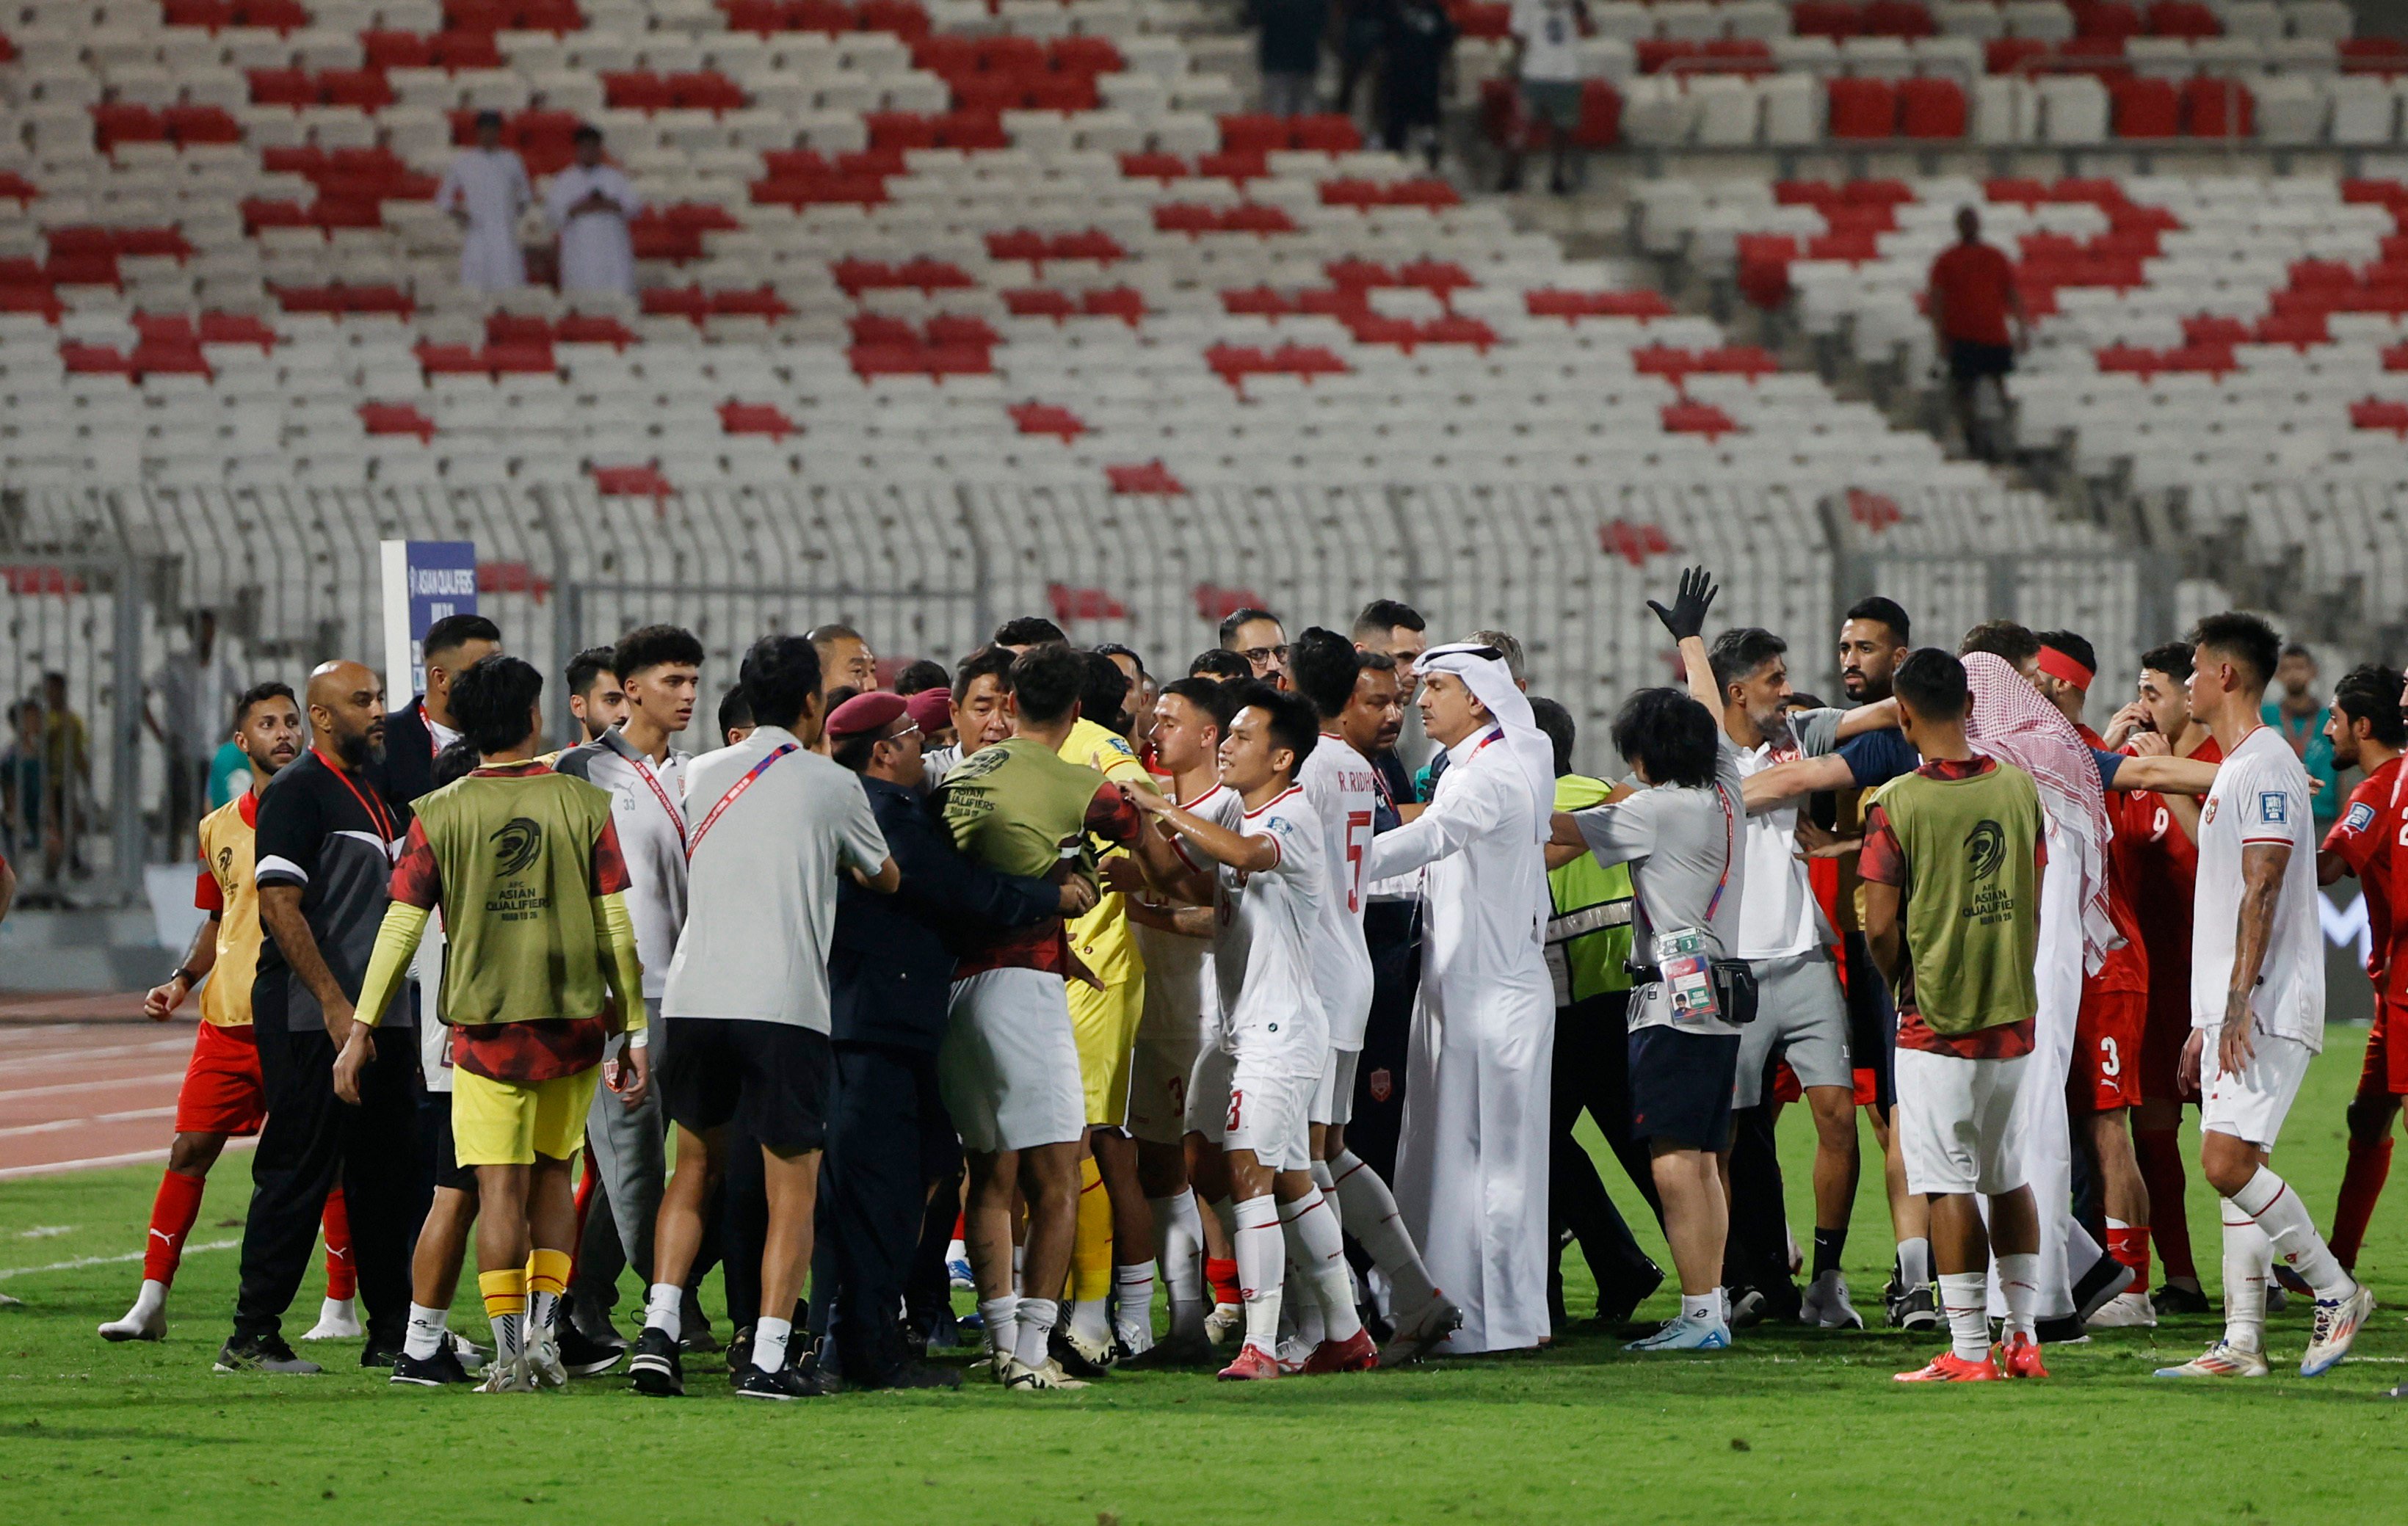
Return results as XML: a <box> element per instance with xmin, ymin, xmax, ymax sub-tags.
<box><xmin>1329</xmin><ymin>1150</ymin><xmax>1436</xmax><ymax>1309</ymax></box>
<box><xmin>1679</xmin><ymin>1293</ymin><xmax>1719</xmax><ymax>1325</ymax></box>
<box><xmin>404</xmin><ymin>1302</ymin><xmax>449</xmax><ymax>1362</ymax></box>
<box><xmin>642</xmin><ymin>1281</ymin><xmax>683</xmax><ymax>1342</ymax></box>
<box><xmin>1148</xmin><ymin>1190</ymin><xmax>1206</xmax><ymax>1340</ymax></box>
<box><xmin>1937</xmin><ymin>1272</ymin><xmax>1990</xmax><ymax>1363</ymax></box>
<box><xmin>1069</xmin><ymin>1295</ymin><xmax>1112</xmax><ymax>1348</ymax></box>
<box><xmin>1280</xmin><ymin>1191</ymin><xmax>1363</xmax><ymax>1342</ymax></box>
<box><xmin>491</xmin><ymin>1311</ymin><xmax>523</xmax><ymax>1365</ymax></box>
<box><xmin>126</xmin><ymin>1280</ymin><xmax>167</xmax><ymax>1322</ymax></box>
<box><xmin>1995</xmin><ymin>1251</ymin><xmax>2040</xmax><ymax>1340</ymax></box>
<box><xmin>1899</xmin><ymin>1237</ymin><xmax>1932</xmax><ymax>1290</ymax></box>
<box><xmin>2219</xmin><ymin>1204</ymin><xmax>2271</xmax><ymax>1353</ymax></box>
<box><xmin>752</xmin><ymin>1315</ymin><xmax>791</xmax><ymax>1375</ymax></box>
<box><xmin>1309</xmin><ymin>1159</ymin><xmax>1341</xmax><ymax>1234</ymax></box>
<box><xmin>1233</xmin><ymin>1195</ymin><xmax>1285</xmax><ymax>1356</ymax></box>
<box><xmin>1012</xmin><ymin>1297</ymin><xmax>1059</xmax><ymax>1370</ymax></box>
<box><xmin>976</xmin><ymin>1295</ymin><xmax>1019</xmax><ymax>1365</ymax></box>
<box><xmin>2232</xmin><ymin>1165</ymin><xmax>2351</xmax><ymax>1299</ymax></box>
<box><xmin>1113</xmin><ymin>1262</ymin><xmax>1156</xmax><ymax>1347</ymax></box>
<box><xmin>946</xmin><ymin>1237</ymin><xmax>967</xmax><ymax>1264</ymax></box>
<box><xmin>529</xmin><ymin>1287</ymin><xmax>559</xmax><ymax>1339</ymax></box>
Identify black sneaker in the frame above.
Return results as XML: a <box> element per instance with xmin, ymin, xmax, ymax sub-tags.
<box><xmin>731</xmin><ymin>1362</ymin><xmax>831</xmax><ymax>1400</ymax></box>
<box><xmin>628</xmin><ymin>1327</ymin><xmax>684</xmax><ymax>1397</ymax></box>
<box><xmin>214</xmin><ymin>1334</ymin><xmax>322</xmax><ymax>1375</ymax></box>
<box><xmin>1724</xmin><ymin>1287</ymin><xmax>1769</xmax><ymax>1330</ymax></box>
<box><xmin>2153</xmin><ymin>1282</ymin><xmax>2212</xmax><ymax>1315</ymax></box>
<box><xmin>1048</xmin><ymin>1326</ymin><xmax>1111</xmax><ymax>1379</ymax></box>
<box><xmin>358</xmin><ymin>1342</ymin><xmax>402</xmax><ymax>1369</ymax></box>
<box><xmin>390</xmin><ymin>1345</ymin><xmax>471</xmax><ymax>1387</ymax></box>
<box><xmin>725</xmin><ymin>1326</ymin><xmax>753</xmax><ymax>1375</ymax></box>
<box><xmin>555</xmin><ymin>1320</ymin><xmax>624</xmax><ymax>1378</ymax></box>
<box><xmin>1117</xmin><ymin>1331</ymin><xmax>1218</xmax><ymax>1370</ymax></box>
<box><xmin>2071</xmin><ymin>1253</ymin><xmax>2136</xmax><ymax>1325</ymax></box>
<box><xmin>2034</xmin><ymin>1315</ymin><xmax>2089</xmax><ymax>1345</ymax></box>
<box><xmin>871</xmin><ymin>1361</ymin><xmax>962</xmax><ymax>1391</ymax></box>
<box><xmin>1595</xmin><ymin>1266</ymin><xmax>1665</xmax><ymax>1330</ymax></box>
<box><xmin>1896</xmin><ymin>1285</ymin><xmax>1938</xmax><ymax>1331</ymax></box>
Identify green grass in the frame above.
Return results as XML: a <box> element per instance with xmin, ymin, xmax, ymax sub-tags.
<box><xmin>3</xmin><ymin>1031</ymin><xmax>2404</xmax><ymax>1525</ymax></box>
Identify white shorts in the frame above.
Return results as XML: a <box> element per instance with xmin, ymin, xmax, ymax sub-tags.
<box><xmin>1896</xmin><ymin>1047</ymin><xmax>2029</xmax><ymax>1197</ymax></box>
<box><xmin>1126</xmin><ymin>1022</ymin><xmax>1203</xmax><ymax>1147</ymax></box>
<box><xmin>1310</xmin><ymin>1047</ymin><xmax>1360</xmax><ymax>1127</ymax></box>
<box><xmin>1186</xmin><ymin>1044</ymin><xmax>1234</xmax><ymax>1144</ymax></box>
<box><xmin>939</xmin><ymin>967</ymin><xmax>1087</xmax><ymax>1155</ymax></box>
<box><xmin>2201</xmin><ymin>1025</ymin><xmax>2314</xmax><ymax>1151</ymax></box>
<box><xmin>1225</xmin><ymin>1061</ymin><xmax>1316</xmax><ymax>1172</ymax></box>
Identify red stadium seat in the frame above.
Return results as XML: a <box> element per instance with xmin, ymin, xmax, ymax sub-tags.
<box><xmin>2111</xmin><ymin>78</ymin><xmax>2180</xmax><ymax>137</ymax></box>
<box><xmin>1898</xmin><ymin>78</ymin><xmax>1967</xmax><ymax>138</ymax></box>
<box><xmin>2071</xmin><ymin>1</ymin><xmax>2141</xmax><ymax>41</ymax></box>
<box><xmin>2144</xmin><ymin>1</ymin><xmax>2219</xmax><ymax>39</ymax></box>
<box><xmin>1827</xmin><ymin>79</ymin><xmax>1898</xmax><ymax>139</ymax></box>
<box><xmin>1792</xmin><ymin>3</ymin><xmax>1864</xmax><ymax>40</ymax></box>
<box><xmin>2183</xmin><ymin>75</ymin><xmax>2252</xmax><ymax>137</ymax></box>
<box><xmin>1861</xmin><ymin>1</ymin><xmax>1934</xmax><ymax>39</ymax></box>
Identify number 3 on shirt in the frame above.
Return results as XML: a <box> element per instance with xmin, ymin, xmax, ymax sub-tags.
<box><xmin>1345</xmin><ymin>809</ymin><xmax>1374</xmax><ymax>913</ymax></box>
<box><xmin>1226</xmin><ymin>1088</ymin><xmax>1244</xmax><ymax>1133</ymax></box>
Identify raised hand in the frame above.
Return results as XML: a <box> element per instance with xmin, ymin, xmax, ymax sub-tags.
<box><xmin>1646</xmin><ymin>564</ymin><xmax>1719</xmax><ymax>643</ymax></box>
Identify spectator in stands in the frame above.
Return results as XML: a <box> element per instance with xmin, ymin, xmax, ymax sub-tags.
<box><xmin>1501</xmin><ymin>0</ymin><xmax>1586</xmax><ymax>195</ymax></box>
<box><xmin>1251</xmin><ymin>0</ymin><xmax>1330</xmax><ymax>117</ymax></box>
<box><xmin>40</xmin><ymin>672</ymin><xmax>90</xmax><ymax>880</ymax></box>
<box><xmin>145</xmin><ymin>609</ymin><xmax>244</xmax><ymax>851</ymax></box>
<box><xmin>1925</xmin><ymin>207</ymin><xmax>2026</xmax><ymax>464</ymax></box>
<box><xmin>1334</xmin><ymin>0</ymin><xmax>1393</xmax><ymax>117</ymax></box>
<box><xmin>436</xmin><ymin>110</ymin><xmax>534</xmax><ymax>294</ymax></box>
<box><xmin>2265</xmin><ymin>643</ymin><xmax>2340</xmax><ymax>828</ymax></box>
<box><xmin>1380</xmin><ymin>0</ymin><xmax>1457</xmax><ymax>169</ymax></box>
<box><xmin>545</xmin><ymin>126</ymin><xmax>642</xmax><ymax>299</ymax></box>
<box><xmin>2</xmin><ymin>698</ymin><xmax>46</xmax><ymax>871</ymax></box>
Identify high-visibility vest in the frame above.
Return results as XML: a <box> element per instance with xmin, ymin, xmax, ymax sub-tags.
<box><xmin>1547</xmin><ymin>774</ymin><xmax>1635</xmax><ymax>1005</ymax></box>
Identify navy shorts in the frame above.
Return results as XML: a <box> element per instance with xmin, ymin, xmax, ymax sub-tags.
<box><xmin>1948</xmin><ymin>338</ymin><xmax>2014</xmax><ymax>381</ymax></box>
<box><xmin>1628</xmin><ymin>1025</ymin><xmax>1742</xmax><ymax>1152</ymax></box>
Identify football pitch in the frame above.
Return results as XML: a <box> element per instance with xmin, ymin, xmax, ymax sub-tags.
<box><xmin>2</xmin><ymin>1031</ymin><xmax>2402</xmax><ymax>1526</ymax></box>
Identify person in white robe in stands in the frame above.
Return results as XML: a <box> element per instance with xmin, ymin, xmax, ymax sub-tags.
<box><xmin>545</xmin><ymin>126</ymin><xmax>643</xmax><ymax>298</ymax></box>
<box><xmin>435</xmin><ymin>110</ymin><xmax>532</xmax><ymax>293</ymax></box>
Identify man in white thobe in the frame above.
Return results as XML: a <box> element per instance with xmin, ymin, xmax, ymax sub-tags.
<box><xmin>435</xmin><ymin>110</ymin><xmax>532</xmax><ymax>293</ymax></box>
<box><xmin>1365</xmin><ymin>642</ymin><xmax>1557</xmax><ymax>1354</ymax></box>
<box><xmin>545</xmin><ymin>126</ymin><xmax>642</xmax><ymax>297</ymax></box>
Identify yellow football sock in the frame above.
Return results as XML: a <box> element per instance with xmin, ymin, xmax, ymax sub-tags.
<box><xmin>1070</xmin><ymin>1155</ymin><xmax>1113</xmax><ymax>1304</ymax></box>
<box><xmin>479</xmin><ymin>1268</ymin><xmax>527</xmax><ymax>1321</ymax></box>
<box><xmin>525</xmin><ymin>1248</ymin><xmax>571</xmax><ymax>1300</ymax></box>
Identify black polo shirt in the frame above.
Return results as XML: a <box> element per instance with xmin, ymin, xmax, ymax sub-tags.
<box><xmin>253</xmin><ymin>747</ymin><xmax>414</xmax><ymax>1030</ymax></box>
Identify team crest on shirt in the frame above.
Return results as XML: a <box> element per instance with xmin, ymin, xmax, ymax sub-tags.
<box><xmin>2202</xmin><ymin>796</ymin><xmax>2219</xmax><ymax>826</ymax></box>
<box><xmin>2346</xmin><ymin>802</ymin><xmax>2376</xmax><ymax>835</ymax></box>
<box><xmin>1367</xmin><ymin>1067</ymin><xmax>1392</xmax><ymax>1102</ymax></box>
<box><xmin>2259</xmin><ymin>791</ymin><xmax>2288</xmax><ymax>825</ymax></box>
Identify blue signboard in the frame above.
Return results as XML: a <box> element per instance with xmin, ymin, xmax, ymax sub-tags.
<box><xmin>380</xmin><ymin>539</ymin><xmax>479</xmax><ymax>699</ymax></box>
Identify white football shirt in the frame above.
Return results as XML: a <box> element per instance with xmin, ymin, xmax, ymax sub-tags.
<box><xmin>1132</xmin><ymin>783</ymin><xmax>1241</xmax><ymax>1043</ymax></box>
<box><xmin>1733</xmin><ymin>736</ymin><xmax>1829</xmax><ymax>962</ymax></box>
<box><xmin>1512</xmin><ymin>0</ymin><xmax>1584</xmax><ymax>81</ymax></box>
<box><xmin>2191</xmin><ymin>724</ymin><xmax>2325</xmax><ymax>1050</ymax></box>
<box><xmin>1205</xmin><ymin>783</ymin><xmax>1330</xmax><ymax>1072</ymax></box>
<box><xmin>1299</xmin><ymin>733</ymin><xmax>1379</xmax><ymax>1050</ymax></box>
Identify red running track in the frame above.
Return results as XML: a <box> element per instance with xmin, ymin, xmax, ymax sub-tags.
<box><xmin>0</xmin><ymin>995</ymin><xmax>249</xmax><ymax>1180</ymax></box>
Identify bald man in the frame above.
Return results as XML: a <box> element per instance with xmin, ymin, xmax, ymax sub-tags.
<box><xmin>219</xmin><ymin>661</ymin><xmax>423</xmax><ymax>1374</ymax></box>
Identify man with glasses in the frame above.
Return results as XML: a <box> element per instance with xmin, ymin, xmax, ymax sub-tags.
<box><xmin>1219</xmin><ymin>608</ymin><xmax>1290</xmax><ymax>689</ymax></box>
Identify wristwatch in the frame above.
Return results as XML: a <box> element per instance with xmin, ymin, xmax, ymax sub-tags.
<box><xmin>168</xmin><ymin>966</ymin><xmax>203</xmax><ymax>987</ymax></box>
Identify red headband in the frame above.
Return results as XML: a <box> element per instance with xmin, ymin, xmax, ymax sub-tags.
<box><xmin>2036</xmin><ymin>646</ymin><xmax>2093</xmax><ymax>692</ymax></box>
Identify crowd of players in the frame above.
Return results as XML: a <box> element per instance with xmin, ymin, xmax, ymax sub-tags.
<box><xmin>63</xmin><ymin>568</ymin><xmax>2405</xmax><ymax>1395</ymax></box>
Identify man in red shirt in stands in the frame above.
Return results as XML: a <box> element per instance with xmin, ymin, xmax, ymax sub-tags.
<box><xmin>1926</xmin><ymin>207</ymin><xmax>2025</xmax><ymax>463</ymax></box>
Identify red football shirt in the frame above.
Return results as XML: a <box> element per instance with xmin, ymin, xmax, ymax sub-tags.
<box><xmin>2079</xmin><ymin>724</ymin><xmax>2149</xmax><ymax>996</ymax></box>
<box><xmin>2112</xmin><ymin>733</ymin><xmax>2222</xmax><ymax>1026</ymax></box>
<box><xmin>2324</xmin><ymin>755</ymin><xmax>2404</xmax><ymax>994</ymax></box>
<box><xmin>1928</xmin><ymin>241</ymin><xmax>2016</xmax><ymax>346</ymax></box>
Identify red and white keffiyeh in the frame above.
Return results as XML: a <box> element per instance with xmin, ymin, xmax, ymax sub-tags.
<box><xmin>1962</xmin><ymin>651</ymin><xmax>2117</xmax><ymax>973</ymax></box>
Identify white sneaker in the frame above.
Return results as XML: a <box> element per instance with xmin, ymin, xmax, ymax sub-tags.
<box><xmin>2300</xmin><ymin>1284</ymin><xmax>2375</xmax><ymax>1378</ymax></box>
<box><xmin>2152</xmin><ymin>1340</ymin><xmax>2271</xmax><ymax>1378</ymax></box>
<box><xmin>1274</xmin><ymin>1334</ymin><xmax>1313</xmax><ymax>1375</ymax></box>
<box><xmin>1000</xmin><ymin>1356</ymin><xmax>1089</xmax><ymax>1392</ymax></box>
<box><xmin>1799</xmin><ymin>1271</ymin><xmax>1864</xmax><ymax>1331</ymax></box>
<box><xmin>475</xmin><ymin>1354</ymin><xmax>538</xmax><ymax>1393</ymax></box>
<box><xmin>1203</xmin><ymin>1302</ymin><xmax>1242</xmax><ymax>1348</ymax></box>
<box><xmin>1383</xmin><ymin>1291</ymin><xmax>1465</xmax><ymax>1363</ymax></box>
<box><xmin>300</xmin><ymin>1296</ymin><xmax>361</xmax><ymax>1341</ymax></box>
<box><xmin>523</xmin><ymin>1327</ymin><xmax>568</xmax><ymax>1389</ymax></box>
<box><xmin>449</xmin><ymin>1331</ymin><xmax>488</xmax><ymax>1375</ymax></box>
<box><xmin>1114</xmin><ymin>1320</ymin><xmax>1156</xmax><ymax>1360</ymax></box>
<box><xmin>1624</xmin><ymin>1314</ymin><xmax>1732</xmax><ymax>1353</ymax></box>
<box><xmin>2086</xmin><ymin>1290</ymin><xmax>2157</xmax><ymax>1329</ymax></box>
<box><xmin>98</xmin><ymin>1296</ymin><xmax>167</xmax><ymax>1344</ymax></box>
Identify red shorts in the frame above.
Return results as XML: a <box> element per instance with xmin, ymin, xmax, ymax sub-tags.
<box><xmin>2072</xmin><ymin>981</ymin><xmax>2146</xmax><ymax>1113</ymax></box>
<box><xmin>2360</xmin><ymin>999</ymin><xmax>2408</xmax><ymax>1101</ymax></box>
<box><xmin>175</xmin><ymin>1020</ymin><xmax>266</xmax><ymax>1136</ymax></box>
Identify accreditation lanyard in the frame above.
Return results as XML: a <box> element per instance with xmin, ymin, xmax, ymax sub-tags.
<box><xmin>684</xmin><ymin>743</ymin><xmax>797</xmax><ymax>861</ymax></box>
<box><xmin>1705</xmin><ymin>788</ymin><xmax>1735</xmax><ymax>921</ymax></box>
<box><xmin>317</xmin><ymin>748</ymin><xmax>399</xmax><ymax>864</ymax></box>
<box><xmin>625</xmin><ymin>745</ymin><xmax>686</xmax><ymax>851</ymax></box>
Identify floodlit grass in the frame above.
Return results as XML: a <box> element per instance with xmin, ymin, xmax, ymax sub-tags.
<box><xmin>1</xmin><ymin>1030</ymin><xmax>2402</xmax><ymax>1525</ymax></box>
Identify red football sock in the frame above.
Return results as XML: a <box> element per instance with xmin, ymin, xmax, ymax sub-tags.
<box><xmin>2329</xmin><ymin>1134</ymin><xmax>2393</xmax><ymax>1274</ymax></box>
<box><xmin>2105</xmin><ymin>1222</ymin><xmax>2150</xmax><ymax>1290</ymax></box>
<box><xmin>1205</xmin><ymin>1255</ymin><xmax>1241</xmax><ymax>1308</ymax></box>
<box><xmin>144</xmin><ymin>1169</ymin><xmax>208</xmax><ymax>1287</ymax></box>
<box><xmin>953</xmin><ymin>1210</ymin><xmax>967</xmax><ymax>1241</ymax></box>
<box><xmin>320</xmin><ymin>1185</ymin><xmax>356</xmax><ymax>1301</ymax></box>
<box><xmin>2133</xmin><ymin>1126</ymin><xmax>2196</xmax><ymax>1283</ymax></box>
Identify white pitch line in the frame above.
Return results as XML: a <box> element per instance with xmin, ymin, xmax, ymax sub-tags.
<box><xmin>0</xmin><ymin>1138</ymin><xmax>253</xmax><ymax>1181</ymax></box>
<box><xmin>0</xmin><ymin>1070</ymin><xmax>187</xmax><ymax>1102</ymax></box>
<box><xmin>0</xmin><ymin>1236</ymin><xmax>239</xmax><ymax>1282</ymax></box>
<box><xmin>2</xmin><ymin>1038</ymin><xmax>192</xmax><ymax>1067</ymax></box>
<box><xmin>0</xmin><ymin>1105</ymin><xmax>176</xmax><ymax>1141</ymax></box>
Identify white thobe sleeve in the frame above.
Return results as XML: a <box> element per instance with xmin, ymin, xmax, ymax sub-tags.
<box><xmin>1366</xmin><ymin>763</ymin><xmax>1506</xmax><ymax>882</ymax></box>
<box><xmin>435</xmin><ymin>159</ymin><xmax>465</xmax><ymax>214</ymax></box>
<box><xmin>543</xmin><ymin>170</ymin><xmax>579</xmax><ymax>228</ymax></box>
<box><xmin>509</xmin><ymin>156</ymin><xmax>534</xmax><ymax>214</ymax></box>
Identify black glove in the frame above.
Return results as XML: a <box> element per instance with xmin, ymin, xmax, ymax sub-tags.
<box><xmin>1646</xmin><ymin>565</ymin><xmax>1718</xmax><ymax>643</ymax></box>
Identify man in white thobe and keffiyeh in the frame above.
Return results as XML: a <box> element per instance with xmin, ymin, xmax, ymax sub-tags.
<box><xmin>545</xmin><ymin>126</ymin><xmax>643</xmax><ymax>297</ymax></box>
<box><xmin>436</xmin><ymin>111</ymin><xmax>532</xmax><ymax>293</ymax></box>
<box><xmin>1366</xmin><ymin>642</ymin><xmax>1558</xmax><ymax>1354</ymax></box>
